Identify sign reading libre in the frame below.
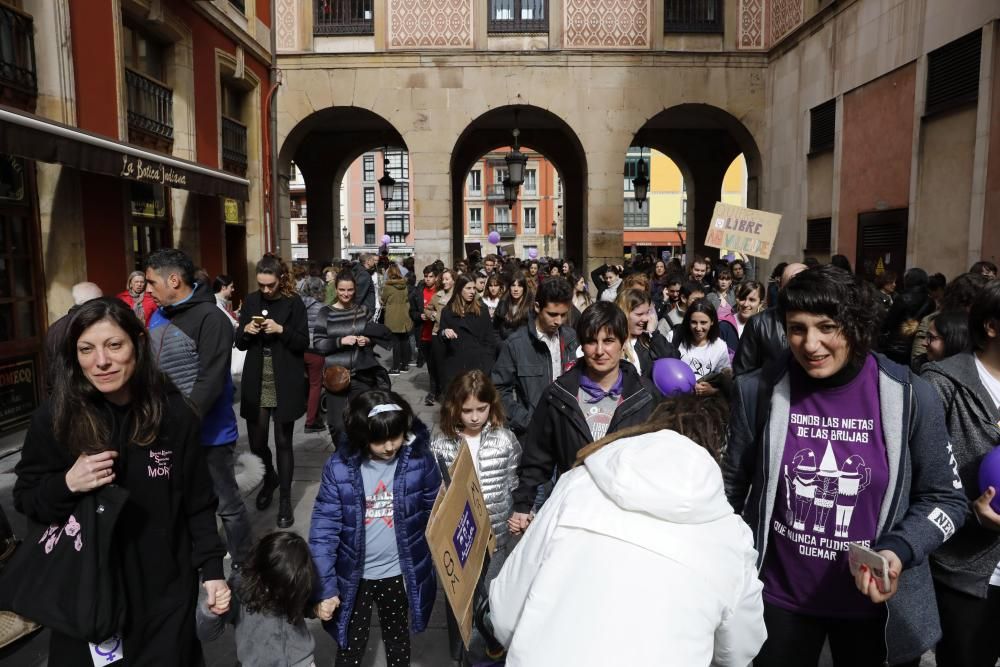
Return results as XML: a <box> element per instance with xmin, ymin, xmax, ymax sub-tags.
<box><xmin>120</xmin><ymin>154</ymin><xmax>188</xmax><ymax>188</ymax></box>
<box><xmin>704</xmin><ymin>202</ymin><xmax>782</xmax><ymax>259</ymax></box>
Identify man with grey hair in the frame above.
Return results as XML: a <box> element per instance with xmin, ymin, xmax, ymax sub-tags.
<box><xmin>45</xmin><ymin>281</ymin><xmax>103</xmax><ymax>388</ymax></box>
<box><xmin>732</xmin><ymin>262</ymin><xmax>807</xmax><ymax>376</ymax></box>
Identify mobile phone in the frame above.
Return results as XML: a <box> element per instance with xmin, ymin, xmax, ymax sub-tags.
<box><xmin>848</xmin><ymin>542</ymin><xmax>890</xmax><ymax>592</ymax></box>
<box><xmin>252</xmin><ymin>315</ymin><xmax>265</xmax><ymax>325</ymax></box>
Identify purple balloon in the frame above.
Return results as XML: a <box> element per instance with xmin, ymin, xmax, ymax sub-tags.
<box><xmin>488</xmin><ymin>231</ymin><xmax>501</xmax><ymax>245</ymax></box>
<box><xmin>652</xmin><ymin>358</ymin><xmax>697</xmax><ymax>396</ymax></box>
<box><xmin>527</xmin><ymin>247</ymin><xmax>539</xmax><ymax>259</ymax></box>
<box><xmin>979</xmin><ymin>447</ymin><xmax>1000</xmax><ymax>513</ymax></box>
<box><xmin>381</xmin><ymin>234</ymin><xmax>391</xmax><ymax>245</ymax></box>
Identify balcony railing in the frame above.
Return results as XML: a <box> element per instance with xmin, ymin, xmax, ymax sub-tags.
<box><xmin>221</xmin><ymin>116</ymin><xmax>248</xmax><ymax>175</ymax></box>
<box><xmin>125</xmin><ymin>68</ymin><xmax>173</xmax><ymax>149</ymax></box>
<box><xmin>486</xmin><ymin>183</ymin><xmax>506</xmax><ymax>201</ymax></box>
<box><xmin>488</xmin><ymin>0</ymin><xmax>548</xmax><ymax>34</ymax></box>
<box><xmin>0</xmin><ymin>3</ymin><xmax>38</xmax><ymax>108</ymax></box>
<box><xmin>664</xmin><ymin>0</ymin><xmax>723</xmax><ymax>33</ymax></box>
<box><xmin>314</xmin><ymin>0</ymin><xmax>373</xmax><ymax>35</ymax></box>
<box><xmin>489</xmin><ymin>223</ymin><xmax>517</xmax><ymax>239</ymax></box>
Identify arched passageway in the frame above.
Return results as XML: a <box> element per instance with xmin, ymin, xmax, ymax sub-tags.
<box><xmin>451</xmin><ymin>105</ymin><xmax>587</xmax><ymax>265</ymax></box>
<box><xmin>629</xmin><ymin>104</ymin><xmax>762</xmax><ymax>263</ymax></box>
<box><xmin>278</xmin><ymin>107</ymin><xmax>407</xmax><ymax>261</ymax></box>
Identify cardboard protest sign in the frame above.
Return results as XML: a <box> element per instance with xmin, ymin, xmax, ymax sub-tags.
<box><xmin>498</xmin><ymin>243</ymin><xmax>515</xmax><ymax>258</ymax></box>
<box><xmin>425</xmin><ymin>443</ymin><xmax>496</xmax><ymax>647</ymax></box>
<box><xmin>704</xmin><ymin>202</ymin><xmax>781</xmax><ymax>259</ymax></box>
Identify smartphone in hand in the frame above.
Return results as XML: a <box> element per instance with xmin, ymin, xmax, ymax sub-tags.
<box><xmin>252</xmin><ymin>315</ymin><xmax>265</xmax><ymax>325</ymax></box>
<box><xmin>848</xmin><ymin>542</ymin><xmax>890</xmax><ymax>592</ymax></box>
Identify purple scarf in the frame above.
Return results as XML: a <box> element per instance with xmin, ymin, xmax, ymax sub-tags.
<box><xmin>578</xmin><ymin>370</ymin><xmax>623</xmax><ymax>403</ymax></box>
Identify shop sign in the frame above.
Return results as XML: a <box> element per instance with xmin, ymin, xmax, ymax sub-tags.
<box><xmin>223</xmin><ymin>198</ymin><xmax>241</xmax><ymax>224</ymax></box>
<box><xmin>0</xmin><ymin>155</ymin><xmax>25</xmax><ymax>202</ymax></box>
<box><xmin>704</xmin><ymin>202</ymin><xmax>782</xmax><ymax>259</ymax></box>
<box><xmin>120</xmin><ymin>154</ymin><xmax>188</xmax><ymax>188</ymax></box>
<box><xmin>0</xmin><ymin>356</ymin><xmax>38</xmax><ymax>434</ymax></box>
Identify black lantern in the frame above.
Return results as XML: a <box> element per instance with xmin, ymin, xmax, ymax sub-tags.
<box><xmin>502</xmin><ymin>177</ymin><xmax>518</xmax><ymax>208</ymax></box>
<box><xmin>632</xmin><ymin>155</ymin><xmax>649</xmax><ymax>209</ymax></box>
<box><xmin>378</xmin><ymin>154</ymin><xmax>396</xmax><ymax>204</ymax></box>
<box><xmin>505</xmin><ymin>122</ymin><xmax>528</xmax><ymax>187</ymax></box>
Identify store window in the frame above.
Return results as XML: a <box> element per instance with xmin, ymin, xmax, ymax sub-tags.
<box><xmin>129</xmin><ymin>182</ymin><xmax>170</xmax><ymax>272</ymax></box>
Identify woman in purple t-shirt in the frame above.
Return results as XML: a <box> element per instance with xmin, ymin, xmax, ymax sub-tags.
<box><xmin>724</xmin><ymin>265</ymin><xmax>966</xmax><ymax>667</ymax></box>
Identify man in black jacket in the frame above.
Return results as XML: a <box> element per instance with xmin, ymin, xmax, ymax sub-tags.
<box><xmin>492</xmin><ymin>278</ymin><xmax>579</xmax><ymax>436</ymax></box>
<box><xmin>352</xmin><ymin>253</ymin><xmax>377</xmax><ymax>320</ymax></box>
<box><xmin>509</xmin><ymin>302</ymin><xmax>657</xmax><ymax>535</ymax></box>
<box><xmin>732</xmin><ymin>262</ymin><xmax>806</xmax><ymax>376</ymax></box>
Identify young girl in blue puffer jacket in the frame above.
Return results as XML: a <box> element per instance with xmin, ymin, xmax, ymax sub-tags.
<box><xmin>309</xmin><ymin>389</ymin><xmax>441</xmax><ymax>666</ymax></box>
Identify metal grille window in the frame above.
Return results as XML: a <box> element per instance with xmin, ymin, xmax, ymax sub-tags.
<box><xmin>363</xmin><ymin>187</ymin><xmax>375</xmax><ymax>213</ymax></box>
<box><xmin>623</xmin><ymin>199</ymin><xmax>649</xmax><ymax>228</ymax></box>
<box><xmin>523</xmin><ymin>207</ymin><xmax>537</xmax><ymax>232</ymax></box>
<box><xmin>386</xmin><ymin>183</ymin><xmax>409</xmax><ymax>212</ymax></box>
<box><xmin>0</xmin><ymin>4</ymin><xmax>38</xmax><ymax>102</ymax></box>
<box><xmin>488</xmin><ymin>0</ymin><xmax>547</xmax><ymax>33</ymax></box>
<box><xmin>314</xmin><ymin>0</ymin><xmax>373</xmax><ymax>35</ymax></box>
<box><xmin>364</xmin><ymin>220</ymin><xmax>375</xmax><ymax>245</ymax></box>
<box><xmin>664</xmin><ymin>0</ymin><xmax>723</xmax><ymax>34</ymax></box>
<box><xmin>385</xmin><ymin>214</ymin><xmax>409</xmax><ymax>243</ymax></box>
<box><xmin>469</xmin><ymin>208</ymin><xmax>483</xmax><ymax>234</ymax></box>
<box><xmin>926</xmin><ymin>29</ymin><xmax>982</xmax><ymax>117</ymax></box>
<box><xmin>363</xmin><ymin>155</ymin><xmax>374</xmax><ymax>181</ymax></box>
<box><xmin>468</xmin><ymin>170</ymin><xmax>482</xmax><ymax>195</ymax></box>
<box><xmin>809</xmin><ymin>100</ymin><xmax>836</xmax><ymax>154</ymax></box>
<box><xmin>385</xmin><ymin>150</ymin><xmax>408</xmax><ymax>180</ymax></box>
<box><xmin>805</xmin><ymin>217</ymin><xmax>832</xmax><ymax>252</ymax></box>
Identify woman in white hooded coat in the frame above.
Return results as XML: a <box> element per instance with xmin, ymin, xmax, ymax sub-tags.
<box><xmin>489</xmin><ymin>397</ymin><xmax>766</xmax><ymax>667</ymax></box>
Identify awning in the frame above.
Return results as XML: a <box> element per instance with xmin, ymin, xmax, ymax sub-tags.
<box><xmin>0</xmin><ymin>104</ymin><xmax>249</xmax><ymax>200</ymax></box>
<box><xmin>623</xmin><ymin>229</ymin><xmax>686</xmax><ymax>246</ymax></box>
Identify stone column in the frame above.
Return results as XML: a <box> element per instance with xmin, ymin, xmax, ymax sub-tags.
<box><xmin>297</xmin><ymin>161</ymin><xmax>337</xmax><ymax>262</ymax></box>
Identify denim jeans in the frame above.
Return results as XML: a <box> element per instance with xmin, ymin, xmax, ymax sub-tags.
<box><xmin>204</xmin><ymin>442</ymin><xmax>253</xmax><ymax>565</ymax></box>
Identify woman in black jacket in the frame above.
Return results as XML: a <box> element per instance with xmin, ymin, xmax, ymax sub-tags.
<box><xmin>235</xmin><ymin>255</ymin><xmax>308</xmax><ymax>528</ymax></box>
<box><xmin>440</xmin><ymin>273</ymin><xmax>499</xmax><ymax>394</ymax></box>
<box><xmin>13</xmin><ymin>298</ymin><xmax>228</xmax><ymax>665</ymax></box>
<box><xmin>313</xmin><ymin>270</ymin><xmax>392</xmax><ymax>435</ymax></box>
<box><xmin>494</xmin><ymin>271</ymin><xmax>532</xmax><ymax>340</ymax></box>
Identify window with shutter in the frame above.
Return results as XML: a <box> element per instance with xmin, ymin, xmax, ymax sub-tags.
<box><xmin>926</xmin><ymin>29</ymin><xmax>981</xmax><ymax>117</ymax></box>
<box><xmin>809</xmin><ymin>100</ymin><xmax>836</xmax><ymax>154</ymax></box>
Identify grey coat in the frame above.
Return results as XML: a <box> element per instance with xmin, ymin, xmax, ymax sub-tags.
<box><xmin>725</xmin><ymin>352</ymin><xmax>967</xmax><ymax>664</ymax></box>
<box><xmin>429</xmin><ymin>424</ymin><xmax>521</xmax><ymax>547</ymax></box>
<box><xmin>921</xmin><ymin>352</ymin><xmax>1000</xmax><ymax>598</ymax></box>
<box><xmin>196</xmin><ymin>592</ymin><xmax>314</xmax><ymax>667</ymax></box>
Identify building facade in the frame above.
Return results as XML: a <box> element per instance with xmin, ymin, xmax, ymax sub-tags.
<box><xmin>274</xmin><ymin>0</ymin><xmax>999</xmax><ymax>285</ymax></box>
<box><xmin>0</xmin><ymin>0</ymin><xmax>273</xmax><ymax>435</ymax></box>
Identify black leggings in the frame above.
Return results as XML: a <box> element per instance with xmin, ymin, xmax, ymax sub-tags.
<box><xmin>246</xmin><ymin>407</ymin><xmax>295</xmax><ymax>497</ymax></box>
<box><xmin>934</xmin><ymin>579</ymin><xmax>1000</xmax><ymax>667</ymax></box>
<box><xmin>335</xmin><ymin>575</ymin><xmax>410</xmax><ymax>667</ymax></box>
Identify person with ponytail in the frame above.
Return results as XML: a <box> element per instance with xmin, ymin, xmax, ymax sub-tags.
<box><xmin>236</xmin><ymin>254</ymin><xmax>309</xmax><ymax>529</ymax></box>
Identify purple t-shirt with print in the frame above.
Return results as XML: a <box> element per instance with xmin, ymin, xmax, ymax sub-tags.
<box><xmin>759</xmin><ymin>354</ymin><xmax>890</xmax><ymax>618</ymax></box>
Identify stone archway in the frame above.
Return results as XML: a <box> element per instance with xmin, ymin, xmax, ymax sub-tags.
<box><xmin>630</xmin><ymin>104</ymin><xmax>763</xmax><ymax>262</ymax></box>
<box><xmin>450</xmin><ymin>105</ymin><xmax>588</xmax><ymax>265</ymax></box>
<box><xmin>278</xmin><ymin>106</ymin><xmax>407</xmax><ymax>261</ymax></box>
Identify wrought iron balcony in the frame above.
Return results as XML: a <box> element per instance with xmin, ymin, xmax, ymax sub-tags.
<box><xmin>488</xmin><ymin>0</ymin><xmax>548</xmax><ymax>34</ymax></box>
<box><xmin>486</xmin><ymin>183</ymin><xmax>506</xmax><ymax>201</ymax></box>
<box><xmin>489</xmin><ymin>223</ymin><xmax>517</xmax><ymax>240</ymax></box>
<box><xmin>314</xmin><ymin>0</ymin><xmax>373</xmax><ymax>35</ymax></box>
<box><xmin>664</xmin><ymin>0</ymin><xmax>723</xmax><ymax>34</ymax></box>
<box><xmin>0</xmin><ymin>3</ymin><xmax>37</xmax><ymax>109</ymax></box>
<box><xmin>221</xmin><ymin>116</ymin><xmax>248</xmax><ymax>175</ymax></box>
<box><xmin>125</xmin><ymin>68</ymin><xmax>173</xmax><ymax>150</ymax></box>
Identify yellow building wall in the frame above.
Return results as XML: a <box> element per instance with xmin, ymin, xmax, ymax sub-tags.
<box><xmin>722</xmin><ymin>155</ymin><xmax>747</xmax><ymax>197</ymax></box>
<box><xmin>649</xmin><ymin>150</ymin><xmax>684</xmax><ymax>229</ymax></box>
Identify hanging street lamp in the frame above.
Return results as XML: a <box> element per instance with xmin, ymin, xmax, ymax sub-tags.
<box><xmin>378</xmin><ymin>152</ymin><xmax>396</xmax><ymax>204</ymax></box>
<box><xmin>505</xmin><ymin>112</ymin><xmax>528</xmax><ymax>187</ymax></box>
<box><xmin>502</xmin><ymin>177</ymin><xmax>519</xmax><ymax>208</ymax></box>
<box><xmin>632</xmin><ymin>152</ymin><xmax>649</xmax><ymax>209</ymax></box>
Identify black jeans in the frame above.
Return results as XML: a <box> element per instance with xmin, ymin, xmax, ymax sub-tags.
<box><xmin>246</xmin><ymin>407</ymin><xmax>295</xmax><ymax>498</ymax></box>
<box><xmin>203</xmin><ymin>442</ymin><xmax>253</xmax><ymax>564</ymax></box>
<box><xmin>934</xmin><ymin>579</ymin><xmax>1000</xmax><ymax>667</ymax></box>
<box><xmin>335</xmin><ymin>575</ymin><xmax>410</xmax><ymax>667</ymax></box>
<box><xmin>754</xmin><ymin>603</ymin><xmax>919</xmax><ymax>667</ymax></box>
<box><xmin>391</xmin><ymin>332</ymin><xmax>411</xmax><ymax>370</ymax></box>
<box><xmin>418</xmin><ymin>340</ymin><xmax>437</xmax><ymax>393</ymax></box>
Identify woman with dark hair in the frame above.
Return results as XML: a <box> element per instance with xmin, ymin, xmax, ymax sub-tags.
<box><xmin>924</xmin><ymin>310</ymin><xmax>970</xmax><ymax>363</ymax></box>
<box><xmin>874</xmin><ymin>270</ymin><xmax>897</xmax><ymax>311</ymax></box>
<box><xmin>676</xmin><ymin>300</ymin><xmax>731</xmax><ymax>394</ymax></box>
<box><xmin>481</xmin><ymin>273</ymin><xmax>504</xmax><ymax>319</ymax></box>
<box><xmin>313</xmin><ymin>270</ymin><xmax>391</xmax><ymax>435</ymax></box>
<box><xmin>309</xmin><ymin>390</ymin><xmax>439</xmax><ymax>666</ymax></box>
<box><xmin>831</xmin><ymin>254</ymin><xmax>853</xmax><ymax>274</ymax></box>
<box><xmin>725</xmin><ymin>265</ymin><xmax>967</xmax><ymax>667</ymax></box>
<box><xmin>491</xmin><ymin>395</ymin><xmax>765</xmax><ymax>665</ymax></box>
<box><xmin>236</xmin><ymin>254</ymin><xmax>309</xmax><ymax>528</ymax></box>
<box><xmin>766</xmin><ymin>262</ymin><xmax>788</xmax><ymax>308</ymax></box>
<box><xmin>424</xmin><ymin>268</ymin><xmax>455</xmax><ymax>405</ymax></box>
<box><xmin>440</xmin><ymin>274</ymin><xmax>499</xmax><ymax>393</ymax></box>
<box><xmin>881</xmin><ymin>267</ymin><xmax>935</xmax><ymax>365</ymax></box>
<box><xmin>494</xmin><ymin>270</ymin><xmax>532</xmax><ymax>340</ymax></box>
<box><xmin>299</xmin><ymin>276</ymin><xmax>328</xmax><ymax>433</ymax></box>
<box><xmin>705</xmin><ymin>268</ymin><xmax>736</xmax><ymax>316</ymax></box>
<box><xmin>14</xmin><ymin>297</ymin><xmax>229</xmax><ymax>664</ymax></box>
<box><xmin>921</xmin><ymin>281</ymin><xmax>1000</xmax><ymax>666</ymax></box>
<box><xmin>651</xmin><ymin>259</ymin><xmax>670</xmax><ymax>307</ymax></box>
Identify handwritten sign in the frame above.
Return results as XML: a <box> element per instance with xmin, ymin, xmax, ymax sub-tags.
<box><xmin>704</xmin><ymin>202</ymin><xmax>782</xmax><ymax>259</ymax></box>
<box><xmin>120</xmin><ymin>155</ymin><xmax>188</xmax><ymax>188</ymax></box>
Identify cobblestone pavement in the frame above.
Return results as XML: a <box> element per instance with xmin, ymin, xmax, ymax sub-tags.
<box><xmin>0</xmin><ymin>360</ymin><xmax>939</xmax><ymax>666</ymax></box>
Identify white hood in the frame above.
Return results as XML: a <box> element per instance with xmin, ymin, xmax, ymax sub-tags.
<box><xmin>583</xmin><ymin>429</ymin><xmax>733</xmax><ymax>524</ymax></box>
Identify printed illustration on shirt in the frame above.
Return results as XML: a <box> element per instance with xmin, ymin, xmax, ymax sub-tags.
<box><xmin>365</xmin><ymin>480</ymin><xmax>394</xmax><ymax>528</ymax></box>
<box><xmin>782</xmin><ymin>442</ymin><xmax>871</xmax><ymax>538</ymax></box>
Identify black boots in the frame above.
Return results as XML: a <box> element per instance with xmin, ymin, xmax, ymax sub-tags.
<box><xmin>277</xmin><ymin>497</ymin><xmax>294</xmax><ymax>529</ymax></box>
<box><xmin>256</xmin><ymin>469</ymin><xmax>278</xmax><ymax>511</ymax></box>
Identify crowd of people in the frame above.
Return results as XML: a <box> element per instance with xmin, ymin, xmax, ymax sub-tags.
<box><xmin>6</xmin><ymin>245</ymin><xmax>1000</xmax><ymax>667</ymax></box>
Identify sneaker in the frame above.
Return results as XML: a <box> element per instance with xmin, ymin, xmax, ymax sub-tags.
<box><xmin>400</xmin><ymin>365</ymin><xmax>410</xmax><ymax>373</ymax></box>
<box><xmin>389</xmin><ymin>368</ymin><xmax>401</xmax><ymax>376</ymax></box>
<box><xmin>424</xmin><ymin>393</ymin><xmax>435</xmax><ymax>406</ymax></box>
<box><xmin>304</xmin><ymin>422</ymin><xmax>325</xmax><ymax>433</ymax></box>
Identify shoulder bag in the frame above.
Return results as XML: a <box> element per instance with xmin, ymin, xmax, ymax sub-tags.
<box><xmin>323</xmin><ymin>308</ymin><xmax>362</xmax><ymax>394</ymax></box>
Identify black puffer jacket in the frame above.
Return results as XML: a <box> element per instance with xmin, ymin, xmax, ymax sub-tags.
<box><xmin>512</xmin><ymin>361</ymin><xmax>658</xmax><ymax>513</ymax></box>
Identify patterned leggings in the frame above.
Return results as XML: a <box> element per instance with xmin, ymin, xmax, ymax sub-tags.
<box><xmin>335</xmin><ymin>575</ymin><xmax>410</xmax><ymax>667</ymax></box>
